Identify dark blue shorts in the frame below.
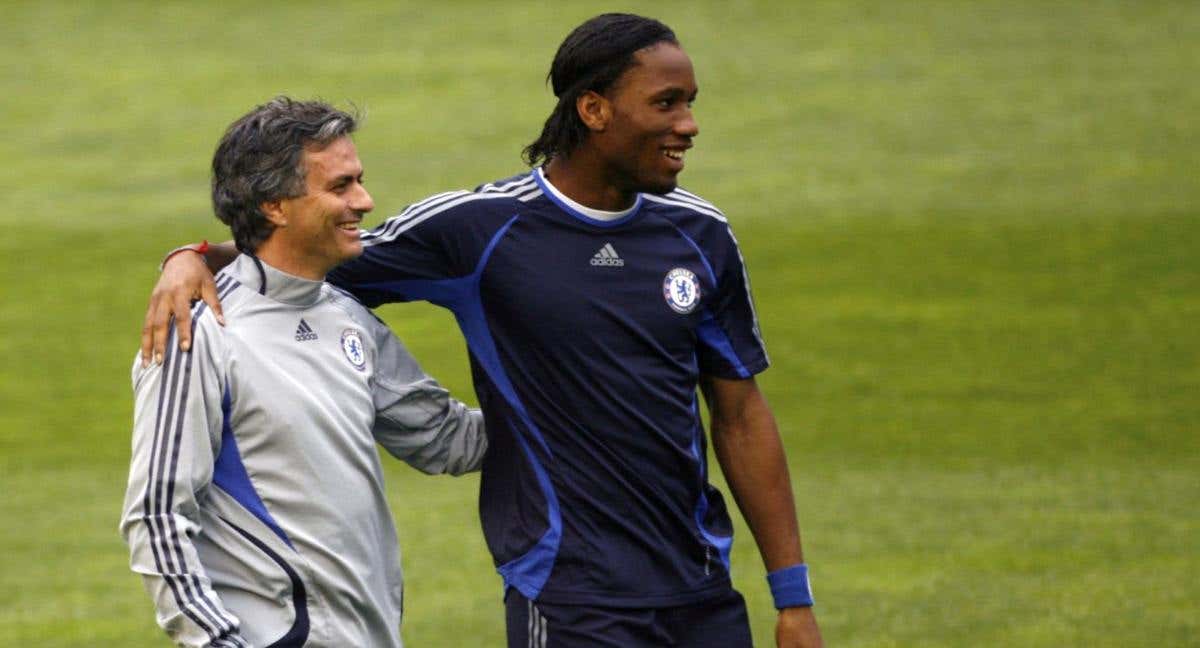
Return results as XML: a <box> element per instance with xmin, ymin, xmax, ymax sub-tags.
<box><xmin>504</xmin><ymin>588</ymin><xmax>753</xmax><ymax>647</ymax></box>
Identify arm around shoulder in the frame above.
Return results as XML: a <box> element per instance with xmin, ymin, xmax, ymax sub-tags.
<box><xmin>141</xmin><ymin>240</ymin><xmax>238</xmax><ymax>366</ymax></box>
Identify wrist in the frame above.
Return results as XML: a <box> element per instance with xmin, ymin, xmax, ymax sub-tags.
<box><xmin>767</xmin><ymin>563</ymin><xmax>814</xmax><ymax>609</ymax></box>
<box><xmin>160</xmin><ymin>240</ymin><xmax>210</xmax><ymax>272</ymax></box>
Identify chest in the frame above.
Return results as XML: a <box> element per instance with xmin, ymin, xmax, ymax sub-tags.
<box><xmin>480</xmin><ymin>217</ymin><xmax>715</xmax><ymax>349</ymax></box>
<box><xmin>223</xmin><ymin>307</ymin><xmax>376</xmax><ymax>444</ymax></box>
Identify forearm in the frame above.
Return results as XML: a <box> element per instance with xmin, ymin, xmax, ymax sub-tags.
<box><xmin>162</xmin><ymin>240</ymin><xmax>237</xmax><ymax>273</ymax></box>
<box><xmin>369</xmin><ymin>319</ymin><xmax>488</xmax><ymax>474</ymax></box>
<box><xmin>711</xmin><ymin>397</ymin><xmax>804</xmax><ymax>571</ymax></box>
<box><xmin>202</xmin><ymin>240</ymin><xmax>239</xmax><ymax>273</ymax></box>
<box><xmin>705</xmin><ymin>376</ymin><xmax>824</xmax><ymax>648</ymax></box>
<box><xmin>374</xmin><ymin>378</ymin><xmax>487</xmax><ymax>475</ymax></box>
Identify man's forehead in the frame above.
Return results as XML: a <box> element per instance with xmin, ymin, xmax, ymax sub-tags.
<box><xmin>303</xmin><ymin>137</ymin><xmax>361</xmax><ymax>172</ymax></box>
<box><xmin>304</xmin><ymin>136</ymin><xmax>355</xmax><ymax>157</ymax></box>
<box><xmin>620</xmin><ymin>43</ymin><xmax>697</xmax><ymax>92</ymax></box>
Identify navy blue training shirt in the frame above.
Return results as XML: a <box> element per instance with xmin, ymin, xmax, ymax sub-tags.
<box><xmin>328</xmin><ymin>169</ymin><xmax>769</xmax><ymax>607</ymax></box>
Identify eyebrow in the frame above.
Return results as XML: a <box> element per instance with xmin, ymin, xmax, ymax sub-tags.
<box><xmin>327</xmin><ymin>172</ymin><xmax>362</xmax><ymax>188</ymax></box>
<box><xmin>652</xmin><ymin>86</ymin><xmax>698</xmax><ymax>101</ymax></box>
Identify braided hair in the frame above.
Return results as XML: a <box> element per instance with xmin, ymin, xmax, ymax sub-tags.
<box><xmin>523</xmin><ymin>14</ymin><xmax>677</xmax><ymax>167</ymax></box>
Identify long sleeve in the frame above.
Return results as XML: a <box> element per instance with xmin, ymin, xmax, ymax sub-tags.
<box><xmin>367</xmin><ymin>317</ymin><xmax>487</xmax><ymax>476</ymax></box>
<box><xmin>119</xmin><ymin>317</ymin><xmax>249</xmax><ymax>648</ymax></box>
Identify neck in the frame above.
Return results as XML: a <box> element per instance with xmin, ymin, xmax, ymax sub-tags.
<box><xmin>544</xmin><ymin>154</ymin><xmax>638</xmax><ymax>212</ymax></box>
<box><xmin>253</xmin><ymin>239</ymin><xmax>331</xmax><ymax>281</ymax></box>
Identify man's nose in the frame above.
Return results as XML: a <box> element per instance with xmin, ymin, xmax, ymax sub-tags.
<box><xmin>676</xmin><ymin>109</ymin><xmax>699</xmax><ymax>138</ymax></box>
<box><xmin>350</xmin><ymin>183</ymin><xmax>374</xmax><ymax>213</ymax></box>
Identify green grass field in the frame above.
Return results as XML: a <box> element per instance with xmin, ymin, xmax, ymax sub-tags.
<box><xmin>2</xmin><ymin>1</ymin><xmax>1197</xmax><ymax>646</ymax></box>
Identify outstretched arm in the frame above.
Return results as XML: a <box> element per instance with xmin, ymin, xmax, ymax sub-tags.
<box><xmin>140</xmin><ymin>241</ymin><xmax>238</xmax><ymax>366</ymax></box>
<box><xmin>702</xmin><ymin>374</ymin><xmax>823</xmax><ymax>648</ymax></box>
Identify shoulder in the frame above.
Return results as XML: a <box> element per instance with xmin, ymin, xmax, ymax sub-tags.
<box><xmin>472</xmin><ymin>171</ymin><xmax>541</xmax><ymax>197</ymax></box>
<box><xmin>643</xmin><ymin>187</ymin><xmax>739</xmax><ymax>248</ymax></box>
<box><xmin>323</xmin><ymin>285</ymin><xmax>389</xmax><ymax>338</ymax></box>
<box><xmin>210</xmin><ymin>267</ymin><xmax>255</xmax><ymax>312</ymax></box>
<box><xmin>185</xmin><ymin>267</ymin><xmax>261</xmax><ymax>352</ymax></box>
<box><xmin>642</xmin><ymin>187</ymin><xmax>732</xmax><ymax>243</ymax></box>
<box><xmin>642</xmin><ymin>187</ymin><xmax>728</xmax><ymax>223</ymax></box>
<box><xmin>324</xmin><ymin>284</ymin><xmax>372</xmax><ymax>320</ymax></box>
<box><xmin>362</xmin><ymin>170</ymin><xmax>543</xmax><ymax>246</ymax></box>
<box><xmin>130</xmin><ymin>297</ymin><xmax>230</xmax><ymax>388</ymax></box>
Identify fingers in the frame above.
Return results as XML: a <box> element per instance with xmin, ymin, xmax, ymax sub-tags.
<box><xmin>200</xmin><ymin>276</ymin><xmax>225</xmax><ymax>327</ymax></box>
<box><xmin>149</xmin><ymin>295</ymin><xmax>172</xmax><ymax>366</ymax></box>
<box><xmin>142</xmin><ymin>289</ymin><xmax>173</xmax><ymax>368</ymax></box>
<box><xmin>141</xmin><ymin>248</ymin><xmax>223</xmax><ymax>366</ymax></box>
<box><xmin>172</xmin><ymin>292</ymin><xmax>194</xmax><ymax>353</ymax></box>
<box><xmin>140</xmin><ymin>286</ymin><xmax>210</xmax><ymax>366</ymax></box>
<box><xmin>140</xmin><ymin>304</ymin><xmax>156</xmax><ymax>367</ymax></box>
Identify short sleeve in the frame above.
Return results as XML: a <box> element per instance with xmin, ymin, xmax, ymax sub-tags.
<box><xmin>695</xmin><ymin>224</ymin><xmax>769</xmax><ymax>379</ymax></box>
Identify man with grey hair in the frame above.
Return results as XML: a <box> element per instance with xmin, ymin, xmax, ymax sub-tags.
<box><xmin>120</xmin><ymin>97</ymin><xmax>486</xmax><ymax>647</ymax></box>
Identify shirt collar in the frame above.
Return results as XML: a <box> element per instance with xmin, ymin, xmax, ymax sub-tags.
<box><xmin>227</xmin><ymin>254</ymin><xmax>324</xmax><ymax>306</ymax></box>
<box><xmin>534</xmin><ymin>167</ymin><xmax>643</xmax><ymax>228</ymax></box>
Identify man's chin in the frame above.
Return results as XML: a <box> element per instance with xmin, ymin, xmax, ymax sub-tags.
<box><xmin>639</xmin><ymin>178</ymin><xmax>679</xmax><ymax>196</ymax></box>
<box><xmin>337</xmin><ymin>242</ymin><xmax>365</xmax><ymax>264</ymax></box>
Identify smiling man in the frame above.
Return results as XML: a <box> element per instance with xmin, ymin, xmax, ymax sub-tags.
<box><xmin>120</xmin><ymin>97</ymin><xmax>486</xmax><ymax>647</ymax></box>
<box><xmin>143</xmin><ymin>14</ymin><xmax>822</xmax><ymax>647</ymax></box>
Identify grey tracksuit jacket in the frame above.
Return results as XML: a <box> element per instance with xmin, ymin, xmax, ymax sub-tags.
<box><xmin>120</xmin><ymin>255</ymin><xmax>486</xmax><ymax>647</ymax></box>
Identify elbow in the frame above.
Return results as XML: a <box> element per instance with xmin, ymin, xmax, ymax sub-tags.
<box><xmin>442</xmin><ymin>426</ymin><xmax>489</xmax><ymax>476</ymax></box>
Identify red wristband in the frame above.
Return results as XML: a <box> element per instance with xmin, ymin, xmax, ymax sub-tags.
<box><xmin>159</xmin><ymin>240</ymin><xmax>210</xmax><ymax>271</ymax></box>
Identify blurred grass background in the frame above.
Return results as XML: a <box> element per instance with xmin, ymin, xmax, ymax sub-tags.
<box><xmin>1</xmin><ymin>1</ymin><xmax>1197</xmax><ymax>646</ymax></box>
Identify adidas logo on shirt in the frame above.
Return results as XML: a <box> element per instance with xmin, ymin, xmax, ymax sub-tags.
<box><xmin>590</xmin><ymin>243</ymin><xmax>625</xmax><ymax>267</ymax></box>
<box><xmin>294</xmin><ymin>319</ymin><xmax>318</xmax><ymax>342</ymax></box>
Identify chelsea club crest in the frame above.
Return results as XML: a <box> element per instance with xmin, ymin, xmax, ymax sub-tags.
<box><xmin>663</xmin><ymin>268</ymin><xmax>701</xmax><ymax>314</ymax></box>
<box><xmin>341</xmin><ymin>329</ymin><xmax>367</xmax><ymax>371</ymax></box>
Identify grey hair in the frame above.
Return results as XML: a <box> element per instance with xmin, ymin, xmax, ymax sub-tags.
<box><xmin>211</xmin><ymin>96</ymin><xmax>358</xmax><ymax>252</ymax></box>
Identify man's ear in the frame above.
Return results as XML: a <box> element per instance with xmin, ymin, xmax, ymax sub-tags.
<box><xmin>261</xmin><ymin>200</ymin><xmax>287</xmax><ymax>227</ymax></box>
<box><xmin>576</xmin><ymin>90</ymin><xmax>612</xmax><ymax>133</ymax></box>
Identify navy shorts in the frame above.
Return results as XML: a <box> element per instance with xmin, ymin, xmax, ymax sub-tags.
<box><xmin>505</xmin><ymin>588</ymin><xmax>753</xmax><ymax>648</ymax></box>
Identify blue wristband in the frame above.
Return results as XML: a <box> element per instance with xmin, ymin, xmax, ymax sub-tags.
<box><xmin>767</xmin><ymin>564</ymin><xmax>814</xmax><ymax>609</ymax></box>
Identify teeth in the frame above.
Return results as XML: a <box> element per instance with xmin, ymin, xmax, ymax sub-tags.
<box><xmin>665</xmin><ymin>150</ymin><xmax>684</xmax><ymax>160</ymax></box>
